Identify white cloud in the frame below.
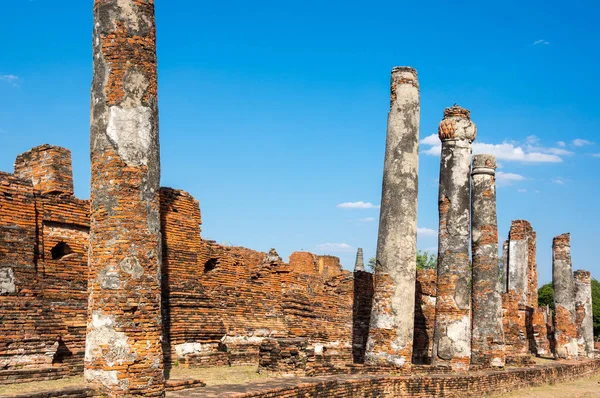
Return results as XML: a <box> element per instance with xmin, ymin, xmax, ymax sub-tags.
<box><xmin>496</xmin><ymin>171</ymin><xmax>526</xmax><ymax>186</ymax></box>
<box><xmin>518</xmin><ymin>189</ymin><xmax>527</xmax><ymax>193</ymax></box>
<box><xmin>552</xmin><ymin>178</ymin><xmax>566</xmax><ymax>185</ymax></box>
<box><xmin>315</xmin><ymin>243</ymin><xmax>354</xmax><ymax>253</ymax></box>
<box><xmin>0</xmin><ymin>75</ymin><xmax>19</xmax><ymax>86</ymax></box>
<box><xmin>420</xmin><ymin>135</ymin><xmax>563</xmax><ymax>163</ymax></box>
<box><xmin>358</xmin><ymin>217</ymin><xmax>375</xmax><ymax>222</ymax></box>
<box><xmin>557</xmin><ymin>141</ymin><xmax>566</xmax><ymax>147</ymax></box>
<box><xmin>593</xmin><ymin>154</ymin><xmax>600</xmax><ymax>158</ymax></box>
<box><xmin>417</xmin><ymin>227</ymin><xmax>437</xmax><ymax>237</ymax></box>
<box><xmin>573</xmin><ymin>139</ymin><xmax>593</xmax><ymax>147</ymax></box>
<box><xmin>421</xmin><ymin>134</ymin><xmax>439</xmax><ymax>146</ymax></box>
<box><xmin>533</xmin><ymin>40</ymin><xmax>549</xmax><ymax>46</ymax></box>
<box><xmin>526</xmin><ymin>135</ymin><xmax>539</xmax><ymax>145</ymax></box>
<box><xmin>337</xmin><ymin>201</ymin><xmax>380</xmax><ymax>209</ymax></box>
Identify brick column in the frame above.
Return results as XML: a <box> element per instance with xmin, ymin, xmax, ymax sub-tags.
<box><xmin>431</xmin><ymin>105</ymin><xmax>476</xmax><ymax>371</ymax></box>
<box><xmin>86</xmin><ymin>1</ymin><xmax>164</xmax><ymax>396</ymax></box>
<box><xmin>552</xmin><ymin>233</ymin><xmax>578</xmax><ymax>359</ymax></box>
<box><xmin>507</xmin><ymin>221</ymin><xmax>530</xmax><ymax>306</ymax></box>
<box><xmin>354</xmin><ymin>248</ymin><xmax>365</xmax><ymax>272</ymax></box>
<box><xmin>470</xmin><ymin>154</ymin><xmax>505</xmax><ymax>368</ymax></box>
<box><xmin>574</xmin><ymin>270</ymin><xmax>594</xmax><ymax>358</ymax></box>
<box><xmin>365</xmin><ymin>66</ymin><xmax>419</xmax><ymax>368</ymax></box>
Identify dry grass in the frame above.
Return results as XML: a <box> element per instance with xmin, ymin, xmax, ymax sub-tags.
<box><xmin>492</xmin><ymin>375</ymin><xmax>600</xmax><ymax>397</ymax></box>
<box><xmin>0</xmin><ymin>376</ymin><xmax>84</xmax><ymax>396</ymax></box>
<box><xmin>169</xmin><ymin>365</ymin><xmax>268</xmax><ymax>386</ymax></box>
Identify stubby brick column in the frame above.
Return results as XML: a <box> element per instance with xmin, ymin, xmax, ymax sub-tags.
<box><xmin>365</xmin><ymin>66</ymin><xmax>419</xmax><ymax>368</ymax></box>
<box><xmin>86</xmin><ymin>1</ymin><xmax>164</xmax><ymax>396</ymax></box>
<box><xmin>431</xmin><ymin>105</ymin><xmax>476</xmax><ymax>371</ymax></box>
<box><xmin>355</xmin><ymin>248</ymin><xmax>365</xmax><ymax>272</ymax></box>
<box><xmin>552</xmin><ymin>233</ymin><xmax>578</xmax><ymax>359</ymax></box>
<box><xmin>574</xmin><ymin>270</ymin><xmax>594</xmax><ymax>358</ymax></box>
<box><xmin>470</xmin><ymin>155</ymin><xmax>505</xmax><ymax>368</ymax></box>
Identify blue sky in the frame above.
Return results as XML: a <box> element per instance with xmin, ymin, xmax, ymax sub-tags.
<box><xmin>1</xmin><ymin>0</ymin><xmax>599</xmax><ymax>285</ymax></box>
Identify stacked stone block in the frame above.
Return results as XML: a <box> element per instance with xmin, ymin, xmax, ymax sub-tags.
<box><xmin>432</xmin><ymin>105</ymin><xmax>476</xmax><ymax>371</ymax></box>
<box><xmin>86</xmin><ymin>0</ymin><xmax>164</xmax><ymax>395</ymax></box>
<box><xmin>470</xmin><ymin>154</ymin><xmax>505</xmax><ymax>368</ymax></box>
<box><xmin>552</xmin><ymin>233</ymin><xmax>578</xmax><ymax>359</ymax></box>
<box><xmin>366</xmin><ymin>66</ymin><xmax>420</xmax><ymax>368</ymax></box>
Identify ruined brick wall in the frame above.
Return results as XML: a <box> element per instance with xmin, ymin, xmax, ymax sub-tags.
<box><xmin>352</xmin><ymin>270</ymin><xmax>373</xmax><ymax>364</ymax></box>
<box><xmin>413</xmin><ymin>269</ymin><xmax>436</xmax><ymax>364</ymax></box>
<box><xmin>0</xmin><ymin>148</ymin><xmax>89</xmax><ymax>384</ymax></box>
<box><xmin>14</xmin><ymin>145</ymin><xmax>74</xmax><ymax>197</ymax></box>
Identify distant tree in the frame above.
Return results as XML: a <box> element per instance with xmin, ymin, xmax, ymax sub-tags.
<box><xmin>538</xmin><ymin>282</ymin><xmax>554</xmax><ymax>311</ymax></box>
<box><xmin>366</xmin><ymin>251</ymin><xmax>437</xmax><ymax>272</ymax></box>
<box><xmin>366</xmin><ymin>257</ymin><xmax>376</xmax><ymax>272</ymax></box>
<box><xmin>416</xmin><ymin>250</ymin><xmax>437</xmax><ymax>270</ymax></box>
<box><xmin>592</xmin><ymin>279</ymin><xmax>600</xmax><ymax>338</ymax></box>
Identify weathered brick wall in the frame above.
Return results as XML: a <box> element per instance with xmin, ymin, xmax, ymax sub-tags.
<box><xmin>413</xmin><ymin>269</ymin><xmax>436</xmax><ymax>364</ymax></box>
<box><xmin>0</xmin><ymin>159</ymin><xmax>89</xmax><ymax>383</ymax></box>
<box><xmin>14</xmin><ymin>145</ymin><xmax>74</xmax><ymax>197</ymax></box>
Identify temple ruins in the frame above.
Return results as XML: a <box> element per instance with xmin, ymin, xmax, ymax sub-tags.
<box><xmin>0</xmin><ymin>1</ymin><xmax>598</xmax><ymax>396</ymax></box>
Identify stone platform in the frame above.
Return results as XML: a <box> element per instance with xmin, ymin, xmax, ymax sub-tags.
<box><xmin>170</xmin><ymin>359</ymin><xmax>600</xmax><ymax>398</ymax></box>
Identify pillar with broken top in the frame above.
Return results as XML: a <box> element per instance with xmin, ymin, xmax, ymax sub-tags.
<box><xmin>574</xmin><ymin>269</ymin><xmax>594</xmax><ymax>358</ymax></box>
<box><xmin>552</xmin><ymin>233</ymin><xmax>578</xmax><ymax>359</ymax></box>
<box><xmin>431</xmin><ymin>105</ymin><xmax>476</xmax><ymax>371</ymax></box>
<box><xmin>470</xmin><ymin>154</ymin><xmax>505</xmax><ymax>368</ymax></box>
<box><xmin>86</xmin><ymin>0</ymin><xmax>165</xmax><ymax>395</ymax></box>
<box><xmin>365</xmin><ymin>66</ymin><xmax>419</xmax><ymax>368</ymax></box>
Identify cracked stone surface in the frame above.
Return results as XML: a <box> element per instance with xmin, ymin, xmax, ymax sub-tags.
<box><xmin>552</xmin><ymin>233</ymin><xmax>578</xmax><ymax>360</ymax></box>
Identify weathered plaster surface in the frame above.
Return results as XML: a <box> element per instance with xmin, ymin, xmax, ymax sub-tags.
<box><xmin>366</xmin><ymin>67</ymin><xmax>419</xmax><ymax>368</ymax></box>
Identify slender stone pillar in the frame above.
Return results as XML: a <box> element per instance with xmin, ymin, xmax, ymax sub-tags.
<box><xmin>86</xmin><ymin>1</ymin><xmax>164</xmax><ymax>396</ymax></box>
<box><xmin>574</xmin><ymin>270</ymin><xmax>594</xmax><ymax>358</ymax></box>
<box><xmin>365</xmin><ymin>66</ymin><xmax>419</xmax><ymax>368</ymax></box>
<box><xmin>431</xmin><ymin>105</ymin><xmax>476</xmax><ymax>371</ymax></box>
<box><xmin>552</xmin><ymin>233</ymin><xmax>578</xmax><ymax>359</ymax></box>
<box><xmin>470</xmin><ymin>155</ymin><xmax>505</xmax><ymax>368</ymax></box>
<box><xmin>507</xmin><ymin>221</ymin><xmax>530</xmax><ymax>306</ymax></box>
<box><xmin>502</xmin><ymin>240</ymin><xmax>509</xmax><ymax>293</ymax></box>
<box><xmin>355</xmin><ymin>248</ymin><xmax>365</xmax><ymax>271</ymax></box>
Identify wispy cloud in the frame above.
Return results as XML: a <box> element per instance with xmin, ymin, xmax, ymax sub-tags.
<box><xmin>0</xmin><ymin>74</ymin><xmax>20</xmax><ymax>87</ymax></box>
<box><xmin>593</xmin><ymin>154</ymin><xmax>600</xmax><ymax>158</ymax></box>
<box><xmin>573</xmin><ymin>139</ymin><xmax>593</xmax><ymax>147</ymax></box>
<box><xmin>518</xmin><ymin>189</ymin><xmax>527</xmax><ymax>193</ymax></box>
<box><xmin>337</xmin><ymin>201</ymin><xmax>380</xmax><ymax>209</ymax></box>
<box><xmin>557</xmin><ymin>141</ymin><xmax>566</xmax><ymax>147</ymax></box>
<box><xmin>358</xmin><ymin>217</ymin><xmax>375</xmax><ymax>222</ymax></box>
<box><xmin>315</xmin><ymin>243</ymin><xmax>354</xmax><ymax>253</ymax></box>
<box><xmin>417</xmin><ymin>227</ymin><xmax>437</xmax><ymax>237</ymax></box>
<box><xmin>496</xmin><ymin>171</ymin><xmax>526</xmax><ymax>186</ymax></box>
<box><xmin>552</xmin><ymin>178</ymin><xmax>566</xmax><ymax>185</ymax></box>
<box><xmin>533</xmin><ymin>39</ymin><xmax>549</xmax><ymax>46</ymax></box>
<box><xmin>420</xmin><ymin>134</ymin><xmax>563</xmax><ymax>163</ymax></box>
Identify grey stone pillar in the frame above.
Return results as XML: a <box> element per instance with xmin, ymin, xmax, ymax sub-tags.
<box><xmin>86</xmin><ymin>1</ymin><xmax>165</xmax><ymax>396</ymax></box>
<box><xmin>431</xmin><ymin>105</ymin><xmax>476</xmax><ymax>371</ymax></box>
<box><xmin>552</xmin><ymin>233</ymin><xmax>578</xmax><ymax>359</ymax></box>
<box><xmin>507</xmin><ymin>221</ymin><xmax>531</xmax><ymax>306</ymax></box>
<box><xmin>470</xmin><ymin>155</ymin><xmax>505</xmax><ymax>368</ymax></box>
<box><xmin>355</xmin><ymin>248</ymin><xmax>365</xmax><ymax>271</ymax></box>
<box><xmin>574</xmin><ymin>270</ymin><xmax>594</xmax><ymax>358</ymax></box>
<box><xmin>502</xmin><ymin>240</ymin><xmax>509</xmax><ymax>293</ymax></box>
<box><xmin>365</xmin><ymin>66</ymin><xmax>419</xmax><ymax>368</ymax></box>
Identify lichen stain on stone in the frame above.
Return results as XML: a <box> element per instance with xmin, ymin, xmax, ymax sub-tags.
<box><xmin>120</xmin><ymin>255</ymin><xmax>144</xmax><ymax>279</ymax></box>
<box><xmin>85</xmin><ymin>311</ymin><xmax>137</xmax><ymax>367</ymax></box>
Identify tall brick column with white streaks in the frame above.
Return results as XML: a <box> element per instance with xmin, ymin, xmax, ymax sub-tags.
<box><xmin>470</xmin><ymin>154</ymin><xmax>505</xmax><ymax>368</ymax></box>
<box><xmin>86</xmin><ymin>0</ymin><xmax>164</xmax><ymax>396</ymax></box>
<box><xmin>431</xmin><ymin>105</ymin><xmax>476</xmax><ymax>372</ymax></box>
<box><xmin>574</xmin><ymin>269</ymin><xmax>594</xmax><ymax>358</ymax></box>
<box><xmin>365</xmin><ymin>67</ymin><xmax>419</xmax><ymax>368</ymax></box>
<box><xmin>552</xmin><ymin>233</ymin><xmax>578</xmax><ymax>360</ymax></box>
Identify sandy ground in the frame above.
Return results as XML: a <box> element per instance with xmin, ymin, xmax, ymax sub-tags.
<box><xmin>491</xmin><ymin>374</ymin><xmax>600</xmax><ymax>397</ymax></box>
